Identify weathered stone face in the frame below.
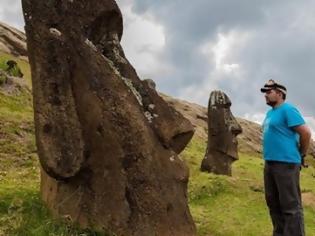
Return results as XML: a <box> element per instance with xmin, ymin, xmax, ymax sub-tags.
<box><xmin>201</xmin><ymin>90</ymin><xmax>242</xmax><ymax>175</ymax></box>
<box><xmin>22</xmin><ymin>0</ymin><xmax>195</xmax><ymax>235</ymax></box>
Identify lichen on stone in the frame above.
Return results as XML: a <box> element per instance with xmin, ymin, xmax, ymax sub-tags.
<box><xmin>148</xmin><ymin>104</ymin><xmax>155</xmax><ymax>110</ymax></box>
<box><xmin>103</xmin><ymin>56</ymin><xmax>121</xmax><ymax>76</ymax></box>
<box><xmin>144</xmin><ymin>111</ymin><xmax>154</xmax><ymax>123</ymax></box>
<box><xmin>49</xmin><ymin>28</ymin><xmax>62</xmax><ymax>37</ymax></box>
<box><xmin>84</xmin><ymin>38</ymin><xmax>97</xmax><ymax>52</ymax></box>
<box><xmin>112</xmin><ymin>47</ymin><xmax>127</xmax><ymax>64</ymax></box>
<box><xmin>121</xmin><ymin>77</ymin><xmax>143</xmax><ymax>106</ymax></box>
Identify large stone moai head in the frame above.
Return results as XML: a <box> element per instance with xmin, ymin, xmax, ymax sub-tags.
<box><xmin>22</xmin><ymin>0</ymin><xmax>196</xmax><ymax>235</ymax></box>
<box><xmin>201</xmin><ymin>90</ymin><xmax>242</xmax><ymax>175</ymax></box>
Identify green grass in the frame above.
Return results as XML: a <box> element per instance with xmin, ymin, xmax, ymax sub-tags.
<box><xmin>181</xmin><ymin>138</ymin><xmax>315</xmax><ymax>236</ymax></box>
<box><xmin>0</xmin><ymin>174</ymin><xmax>108</xmax><ymax>236</ymax></box>
<box><xmin>0</xmin><ymin>52</ymin><xmax>32</xmax><ymax>87</ymax></box>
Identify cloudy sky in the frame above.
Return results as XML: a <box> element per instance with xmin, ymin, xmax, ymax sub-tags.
<box><xmin>1</xmin><ymin>0</ymin><xmax>314</xmax><ymax>134</ymax></box>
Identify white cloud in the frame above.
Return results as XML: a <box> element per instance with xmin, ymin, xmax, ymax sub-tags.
<box><xmin>176</xmin><ymin>30</ymin><xmax>250</xmax><ymax>106</ymax></box>
<box><xmin>211</xmin><ymin>33</ymin><xmax>240</xmax><ymax>72</ymax></box>
<box><xmin>244</xmin><ymin>113</ymin><xmax>265</xmax><ymax>125</ymax></box>
<box><xmin>119</xmin><ymin>1</ymin><xmax>168</xmax><ymax>83</ymax></box>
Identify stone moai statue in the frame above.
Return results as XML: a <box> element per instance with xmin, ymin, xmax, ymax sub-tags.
<box><xmin>201</xmin><ymin>90</ymin><xmax>242</xmax><ymax>176</ymax></box>
<box><xmin>143</xmin><ymin>79</ymin><xmax>156</xmax><ymax>90</ymax></box>
<box><xmin>22</xmin><ymin>0</ymin><xmax>196</xmax><ymax>235</ymax></box>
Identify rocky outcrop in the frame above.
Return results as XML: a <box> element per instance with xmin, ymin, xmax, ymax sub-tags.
<box><xmin>22</xmin><ymin>0</ymin><xmax>195</xmax><ymax>235</ymax></box>
<box><xmin>0</xmin><ymin>60</ymin><xmax>28</xmax><ymax>95</ymax></box>
<box><xmin>0</xmin><ymin>22</ymin><xmax>27</xmax><ymax>59</ymax></box>
<box><xmin>200</xmin><ymin>91</ymin><xmax>242</xmax><ymax>175</ymax></box>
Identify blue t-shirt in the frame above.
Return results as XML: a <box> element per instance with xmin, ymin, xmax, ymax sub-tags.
<box><xmin>262</xmin><ymin>102</ymin><xmax>305</xmax><ymax>163</ymax></box>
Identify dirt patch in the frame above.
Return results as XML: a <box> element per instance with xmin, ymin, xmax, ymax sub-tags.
<box><xmin>302</xmin><ymin>192</ymin><xmax>315</xmax><ymax>209</ymax></box>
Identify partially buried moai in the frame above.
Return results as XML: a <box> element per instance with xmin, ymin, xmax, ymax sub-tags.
<box><xmin>22</xmin><ymin>0</ymin><xmax>196</xmax><ymax>235</ymax></box>
<box><xmin>201</xmin><ymin>90</ymin><xmax>242</xmax><ymax>176</ymax></box>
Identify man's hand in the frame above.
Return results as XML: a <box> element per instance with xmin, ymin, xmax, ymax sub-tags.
<box><xmin>294</xmin><ymin>124</ymin><xmax>311</xmax><ymax>157</ymax></box>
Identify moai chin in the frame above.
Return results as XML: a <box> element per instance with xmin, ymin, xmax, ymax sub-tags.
<box><xmin>201</xmin><ymin>90</ymin><xmax>242</xmax><ymax>176</ymax></box>
<box><xmin>22</xmin><ymin>0</ymin><xmax>196</xmax><ymax>235</ymax></box>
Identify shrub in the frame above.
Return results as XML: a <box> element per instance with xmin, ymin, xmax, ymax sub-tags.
<box><xmin>0</xmin><ymin>59</ymin><xmax>23</xmax><ymax>78</ymax></box>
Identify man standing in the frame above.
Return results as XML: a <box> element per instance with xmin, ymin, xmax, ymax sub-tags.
<box><xmin>261</xmin><ymin>79</ymin><xmax>311</xmax><ymax>236</ymax></box>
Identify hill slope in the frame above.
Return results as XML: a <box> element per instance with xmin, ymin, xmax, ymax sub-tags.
<box><xmin>0</xmin><ymin>21</ymin><xmax>27</xmax><ymax>60</ymax></box>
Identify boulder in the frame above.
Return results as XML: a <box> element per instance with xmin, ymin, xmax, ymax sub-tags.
<box><xmin>0</xmin><ymin>68</ymin><xmax>29</xmax><ymax>95</ymax></box>
<box><xmin>22</xmin><ymin>0</ymin><xmax>196</xmax><ymax>235</ymax></box>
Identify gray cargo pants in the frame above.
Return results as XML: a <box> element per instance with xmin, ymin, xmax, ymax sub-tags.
<box><xmin>264</xmin><ymin>161</ymin><xmax>304</xmax><ymax>236</ymax></box>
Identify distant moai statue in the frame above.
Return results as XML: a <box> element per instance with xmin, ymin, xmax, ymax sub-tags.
<box><xmin>22</xmin><ymin>0</ymin><xmax>196</xmax><ymax>235</ymax></box>
<box><xmin>201</xmin><ymin>90</ymin><xmax>242</xmax><ymax>176</ymax></box>
<box><xmin>143</xmin><ymin>79</ymin><xmax>156</xmax><ymax>90</ymax></box>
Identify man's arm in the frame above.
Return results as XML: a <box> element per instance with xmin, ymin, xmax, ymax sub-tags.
<box><xmin>293</xmin><ymin>124</ymin><xmax>311</xmax><ymax>156</ymax></box>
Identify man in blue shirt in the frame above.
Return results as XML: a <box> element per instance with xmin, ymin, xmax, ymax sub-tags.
<box><xmin>261</xmin><ymin>79</ymin><xmax>311</xmax><ymax>236</ymax></box>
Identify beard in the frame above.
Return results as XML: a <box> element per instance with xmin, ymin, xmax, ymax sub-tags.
<box><xmin>266</xmin><ymin>100</ymin><xmax>277</xmax><ymax>107</ymax></box>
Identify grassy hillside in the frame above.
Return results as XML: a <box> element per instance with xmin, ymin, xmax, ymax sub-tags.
<box><xmin>183</xmin><ymin>139</ymin><xmax>315</xmax><ymax>236</ymax></box>
<box><xmin>1</xmin><ymin>52</ymin><xmax>315</xmax><ymax>235</ymax></box>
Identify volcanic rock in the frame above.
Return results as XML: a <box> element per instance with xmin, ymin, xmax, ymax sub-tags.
<box><xmin>200</xmin><ymin>90</ymin><xmax>242</xmax><ymax>175</ymax></box>
<box><xmin>22</xmin><ymin>0</ymin><xmax>195</xmax><ymax>235</ymax></box>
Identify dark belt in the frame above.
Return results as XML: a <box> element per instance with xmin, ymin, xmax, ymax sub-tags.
<box><xmin>265</xmin><ymin>160</ymin><xmax>299</xmax><ymax>165</ymax></box>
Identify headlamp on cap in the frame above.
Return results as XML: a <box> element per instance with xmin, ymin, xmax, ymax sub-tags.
<box><xmin>260</xmin><ymin>79</ymin><xmax>287</xmax><ymax>95</ymax></box>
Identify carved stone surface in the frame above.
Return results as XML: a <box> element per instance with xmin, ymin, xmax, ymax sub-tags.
<box><xmin>201</xmin><ymin>90</ymin><xmax>242</xmax><ymax>176</ymax></box>
<box><xmin>22</xmin><ymin>0</ymin><xmax>195</xmax><ymax>235</ymax></box>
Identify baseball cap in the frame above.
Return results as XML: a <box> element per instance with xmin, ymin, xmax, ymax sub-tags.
<box><xmin>260</xmin><ymin>79</ymin><xmax>287</xmax><ymax>95</ymax></box>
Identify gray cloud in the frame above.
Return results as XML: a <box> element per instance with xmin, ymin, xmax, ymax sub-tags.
<box><xmin>117</xmin><ymin>0</ymin><xmax>315</xmax><ymax>122</ymax></box>
<box><xmin>1</xmin><ymin>0</ymin><xmax>314</xmax><ymax>126</ymax></box>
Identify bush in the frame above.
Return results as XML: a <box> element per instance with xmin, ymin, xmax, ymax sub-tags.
<box><xmin>0</xmin><ymin>59</ymin><xmax>23</xmax><ymax>78</ymax></box>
